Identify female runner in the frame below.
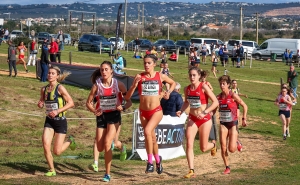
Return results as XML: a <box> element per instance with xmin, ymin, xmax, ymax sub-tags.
<box><xmin>86</xmin><ymin>61</ymin><xmax>132</xmax><ymax>182</ymax></box>
<box><xmin>126</xmin><ymin>54</ymin><xmax>175</xmax><ymax>174</ymax></box>
<box><xmin>37</xmin><ymin>66</ymin><xmax>75</xmax><ymax>176</ymax></box>
<box><xmin>217</xmin><ymin>75</ymin><xmax>248</xmax><ymax>175</ymax></box>
<box><xmin>176</xmin><ymin>67</ymin><xmax>219</xmax><ymax>178</ymax></box>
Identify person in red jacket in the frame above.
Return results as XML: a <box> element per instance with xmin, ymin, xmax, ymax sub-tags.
<box><xmin>49</xmin><ymin>37</ymin><xmax>58</xmax><ymax>63</ymax></box>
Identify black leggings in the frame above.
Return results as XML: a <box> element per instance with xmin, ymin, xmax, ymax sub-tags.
<box><xmin>56</xmin><ymin>52</ymin><xmax>61</xmax><ymax>63</ymax></box>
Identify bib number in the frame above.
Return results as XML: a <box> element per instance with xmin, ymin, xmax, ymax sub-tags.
<box><xmin>219</xmin><ymin>111</ymin><xmax>233</xmax><ymax>122</ymax></box>
<box><xmin>141</xmin><ymin>82</ymin><xmax>159</xmax><ymax>96</ymax></box>
<box><xmin>279</xmin><ymin>103</ymin><xmax>287</xmax><ymax>110</ymax></box>
<box><xmin>100</xmin><ymin>95</ymin><xmax>117</xmax><ymax>111</ymax></box>
<box><xmin>45</xmin><ymin>101</ymin><xmax>58</xmax><ymax>114</ymax></box>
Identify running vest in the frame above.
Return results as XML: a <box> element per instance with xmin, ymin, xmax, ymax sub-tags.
<box><xmin>138</xmin><ymin>72</ymin><xmax>162</xmax><ymax>96</ymax></box>
<box><xmin>186</xmin><ymin>83</ymin><xmax>208</xmax><ymax>109</ymax></box>
<box><xmin>161</xmin><ymin>68</ymin><xmax>170</xmax><ymax>76</ymax></box>
<box><xmin>96</xmin><ymin>78</ymin><xmax>122</xmax><ymax>112</ymax></box>
<box><xmin>217</xmin><ymin>91</ymin><xmax>238</xmax><ymax>123</ymax></box>
<box><xmin>231</xmin><ymin>88</ymin><xmax>240</xmax><ymax>94</ymax></box>
<box><xmin>277</xmin><ymin>94</ymin><xmax>291</xmax><ymax>111</ymax></box>
<box><xmin>44</xmin><ymin>83</ymin><xmax>66</xmax><ymax>117</ymax></box>
<box><xmin>19</xmin><ymin>46</ymin><xmax>25</xmax><ymax>54</ymax></box>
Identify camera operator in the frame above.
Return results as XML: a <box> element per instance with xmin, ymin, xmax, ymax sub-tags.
<box><xmin>113</xmin><ymin>52</ymin><xmax>126</xmax><ymax>75</ymax></box>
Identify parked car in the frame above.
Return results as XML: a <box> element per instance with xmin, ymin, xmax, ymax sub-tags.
<box><xmin>252</xmin><ymin>38</ymin><xmax>300</xmax><ymax>60</ymax></box>
<box><xmin>37</xmin><ymin>32</ymin><xmax>51</xmax><ymax>43</ymax></box>
<box><xmin>125</xmin><ymin>39</ymin><xmax>152</xmax><ymax>51</ymax></box>
<box><xmin>49</xmin><ymin>34</ymin><xmax>58</xmax><ymax>39</ymax></box>
<box><xmin>190</xmin><ymin>38</ymin><xmax>224</xmax><ymax>55</ymax></box>
<box><xmin>78</xmin><ymin>34</ymin><xmax>113</xmax><ymax>53</ymax></box>
<box><xmin>8</xmin><ymin>30</ymin><xmax>25</xmax><ymax>40</ymax></box>
<box><xmin>64</xmin><ymin>34</ymin><xmax>72</xmax><ymax>45</ymax></box>
<box><xmin>152</xmin><ymin>39</ymin><xmax>176</xmax><ymax>53</ymax></box>
<box><xmin>108</xmin><ymin>37</ymin><xmax>125</xmax><ymax>50</ymax></box>
<box><xmin>175</xmin><ymin>40</ymin><xmax>191</xmax><ymax>53</ymax></box>
<box><xmin>227</xmin><ymin>39</ymin><xmax>259</xmax><ymax>58</ymax></box>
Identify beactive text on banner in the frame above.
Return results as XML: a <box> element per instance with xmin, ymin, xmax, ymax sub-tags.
<box><xmin>135</xmin><ymin>113</ymin><xmax>187</xmax><ymax>160</ymax></box>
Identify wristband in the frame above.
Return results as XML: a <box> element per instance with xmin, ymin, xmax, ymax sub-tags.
<box><xmin>122</xmin><ymin>105</ymin><xmax>126</xmax><ymax>111</ymax></box>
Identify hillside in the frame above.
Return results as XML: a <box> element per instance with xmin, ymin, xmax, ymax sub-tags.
<box><xmin>0</xmin><ymin>1</ymin><xmax>300</xmax><ymax>20</ymax></box>
<box><xmin>263</xmin><ymin>7</ymin><xmax>300</xmax><ymax>16</ymax></box>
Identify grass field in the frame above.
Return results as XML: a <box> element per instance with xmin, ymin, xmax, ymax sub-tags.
<box><xmin>0</xmin><ymin>43</ymin><xmax>300</xmax><ymax>184</ymax></box>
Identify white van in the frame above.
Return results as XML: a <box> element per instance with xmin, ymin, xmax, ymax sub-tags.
<box><xmin>252</xmin><ymin>38</ymin><xmax>300</xmax><ymax>60</ymax></box>
<box><xmin>190</xmin><ymin>38</ymin><xmax>224</xmax><ymax>55</ymax></box>
<box><xmin>227</xmin><ymin>39</ymin><xmax>259</xmax><ymax>58</ymax></box>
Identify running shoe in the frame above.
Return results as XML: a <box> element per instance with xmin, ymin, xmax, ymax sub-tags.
<box><xmin>237</xmin><ymin>140</ymin><xmax>243</xmax><ymax>152</ymax></box>
<box><xmin>184</xmin><ymin>170</ymin><xmax>195</xmax><ymax>178</ymax></box>
<box><xmin>69</xmin><ymin>135</ymin><xmax>77</xmax><ymax>151</ymax></box>
<box><xmin>156</xmin><ymin>156</ymin><xmax>163</xmax><ymax>174</ymax></box>
<box><xmin>283</xmin><ymin>135</ymin><xmax>287</xmax><ymax>140</ymax></box>
<box><xmin>211</xmin><ymin>143</ymin><xmax>217</xmax><ymax>156</ymax></box>
<box><xmin>45</xmin><ymin>170</ymin><xmax>56</xmax><ymax>177</ymax></box>
<box><xmin>120</xmin><ymin>145</ymin><xmax>127</xmax><ymax>161</ymax></box>
<box><xmin>101</xmin><ymin>174</ymin><xmax>111</xmax><ymax>182</ymax></box>
<box><xmin>111</xmin><ymin>141</ymin><xmax>115</xmax><ymax>151</ymax></box>
<box><xmin>88</xmin><ymin>163</ymin><xmax>98</xmax><ymax>172</ymax></box>
<box><xmin>223</xmin><ymin>167</ymin><xmax>230</xmax><ymax>175</ymax></box>
<box><xmin>145</xmin><ymin>162</ymin><xmax>154</xmax><ymax>173</ymax></box>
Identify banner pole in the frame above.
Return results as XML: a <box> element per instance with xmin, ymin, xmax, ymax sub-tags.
<box><xmin>128</xmin><ymin>109</ymin><xmax>138</xmax><ymax>160</ymax></box>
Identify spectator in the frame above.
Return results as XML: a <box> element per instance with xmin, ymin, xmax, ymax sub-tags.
<box><xmin>210</xmin><ymin>42</ymin><xmax>215</xmax><ymax>54</ymax></box>
<box><xmin>0</xmin><ymin>28</ymin><xmax>4</xmax><ymax>45</ymax></box>
<box><xmin>57</xmin><ymin>30</ymin><xmax>65</xmax><ymax>50</ymax></box>
<box><xmin>220</xmin><ymin>45</ymin><xmax>229</xmax><ymax>67</ymax></box>
<box><xmin>113</xmin><ymin>52</ymin><xmax>126</xmax><ymax>75</ymax></box>
<box><xmin>287</xmin><ymin>65</ymin><xmax>298</xmax><ymax>101</ymax></box>
<box><xmin>231</xmin><ymin>44</ymin><xmax>237</xmax><ymax>67</ymax></box>
<box><xmin>169</xmin><ymin>52</ymin><xmax>177</xmax><ymax>61</ymax></box>
<box><xmin>288</xmin><ymin>50</ymin><xmax>294</xmax><ymax>66</ymax></box>
<box><xmin>7</xmin><ymin>40</ymin><xmax>17</xmax><ymax>77</ymax></box>
<box><xmin>49</xmin><ymin>37</ymin><xmax>58</xmax><ymax>62</ymax></box>
<box><xmin>160</xmin><ymin>82</ymin><xmax>183</xmax><ymax>117</ymax></box>
<box><xmin>56</xmin><ymin>39</ymin><xmax>63</xmax><ymax>63</ymax></box>
<box><xmin>201</xmin><ymin>42</ymin><xmax>207</xmax><ymax>65</ymax></box>
<box><xmin>27</xmin><ymin>38</ymin><xmax>38</xmax><ymax>66</ymax></box>
<box><xmin>4</xmin><ymin>28</ymin><xmax>9</xmax><ymax>40</ymax></box>
<box><xmin>134</xmin><ymin>37</ymin><xmax>141</xmax><ymax>55</ymax></box>
<box><xmin>239</xmin><ymin>43</ymin><xmax>245</xmax><ymax>67</ymax></box>
<box><xmin>40</xmin><ymin>39</ymin><xmax>51</xmax><ymax>82</ymax></box>
<box><xmin>284</xmin><ymin>49</ymin><xmax>289</xmax><ymax>65</ymax></box>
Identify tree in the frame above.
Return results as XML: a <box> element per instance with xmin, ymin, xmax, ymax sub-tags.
<box><xmin>3</xmin><ymin>20</ymin><xmax>17</xmax><ymax>31</ymax></box>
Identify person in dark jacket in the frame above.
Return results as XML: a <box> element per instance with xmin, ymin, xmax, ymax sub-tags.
<box><xmin>160</xmin><ymin>82</ymin><xmax>183</xmax><ymax>117</ymax></box>
<box><xmin>40</xmin><ymin>39</ymin><xmax>50</xmax><ymax>82</ymax></box>
<box><xmin>7</xmin><ymin>40</ymin><xmax>17</xmax><ymax>77</ymax></box>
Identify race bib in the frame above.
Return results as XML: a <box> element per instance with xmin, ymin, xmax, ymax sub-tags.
<box><xmin>219</xmin><ymin>110</ymin><xmax>233</xmax><ymax>122</ymax></box>
<box><xmin>45</xmin><ymin>101</ymin><xmax>58</xmax><ymax>114</ymax></box>
<box><xmin>100</xmin><ymin>95</ymin><xmax>117</xmax><ymax>111</ymax></box>
<box><xmin>187</xmin><ymin>96</ymin><xmax>201</xmax><ymax>109</ymax></box>
<box><xmin>141</xmin><ymin>80</ymin><xmax>159</xmax><ymax>96</ymax></box>
<box><xmin>279</xmin><ymin>103</ymin><xmax>287</xmax><ymax>110</ymax></box>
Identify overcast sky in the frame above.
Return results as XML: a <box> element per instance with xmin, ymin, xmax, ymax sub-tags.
<box><xmin>0</xmin><ymin>0</ymin><xmax>296</xmax><ymax>5</ymax></box>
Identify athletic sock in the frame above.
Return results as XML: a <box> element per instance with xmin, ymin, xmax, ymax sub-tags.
<box><xmin>147</xmin><ymin>154</ymin><xmax>153</xmax><ymax>164</ymax></box>
<box><xmin>154</xmin><ymin>154</ymin><xmax>160</xmax><ymax>164</ymax></box>
<box><xmin>94</xmin><ymin>161</ymin><xmax>98</xmax><ymax>166</ymax></box>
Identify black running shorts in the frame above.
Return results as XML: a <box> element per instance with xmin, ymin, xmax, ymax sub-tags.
<box><xmin>96</xmin><ymin>110</ymin><xmax>121</xmax><ymax>128</ymax></box>
<box><xmin>44</xmin><ymin>116</ymin><xmax>67</xmax><ymax>134</ymax></box>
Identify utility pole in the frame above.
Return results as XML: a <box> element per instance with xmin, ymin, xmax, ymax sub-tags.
<box><xmin>240</xmin><ymin>6</ymin><xmax>243</xmax><ymax>40</ymax></box>
<box><xmin>142</xmin><ymin>4</ymin><xmax>144</xmax><ymax>37</ymax></box>
<box><xmin>124</xmin><ymin>0</ymin><xmax>127</xmax><ymax>43</ymax></box>
<box><xmin>255</xmin><ymin>12</ymin><xmax>258</xmax><ymax>43</ymax></box>
<box><xmin>167</xmin><ymin>19</ymin><xmax>170</xmax><ymax>40</ymax></box>
<box><xmin>138</xmin><ymin>4</ymin><xmax>140</xmax><ymax>37</ymax></box>
<box><xmin>81</xmin><ymin>13</ymin><xmax>84</xmax><ymax>35</ymax></box>
<box><xmin>69</xmin><ymin>11</ymin><xmax>72</xmax><ymax>31</ymax></box>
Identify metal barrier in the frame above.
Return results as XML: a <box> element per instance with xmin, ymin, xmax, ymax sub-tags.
<box><xmin>127</xmin><ymin>109</ymin><xmax>139</xmax><ymax>160</ymax></box>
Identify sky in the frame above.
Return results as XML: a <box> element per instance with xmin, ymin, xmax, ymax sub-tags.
<box><xmin>0</xmin><ymin>0</ymin><xmax>296</xmax><ymax>5</ymax></box>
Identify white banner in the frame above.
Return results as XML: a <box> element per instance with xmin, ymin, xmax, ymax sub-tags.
<box><xmin>135</xmin><ymin>112</ymin><xmax>187</xmax><ymax>160</ymax></box>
